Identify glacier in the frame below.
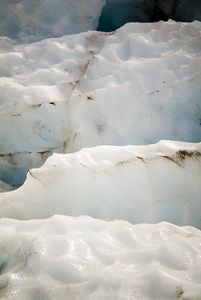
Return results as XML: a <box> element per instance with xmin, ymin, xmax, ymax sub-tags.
<box><xmin>1</xmin><ymin>20</ymin><xmax>201</xmax><ymax>187</ymax></box>
<box><xmin>0</xmin><ymin>0</ymin><xmax>201</xmax><ymax>299</ymax></box>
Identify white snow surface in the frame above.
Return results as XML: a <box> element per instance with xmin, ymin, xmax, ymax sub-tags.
<box><xmin>1</xmin><ymin>20</ymin><xmax>201</xmax><ymax>186</ymax></box>
<box><xmin>0</xmin><ymin>215</ymin><xmax>201</xmax><ymax>299</ymax></box>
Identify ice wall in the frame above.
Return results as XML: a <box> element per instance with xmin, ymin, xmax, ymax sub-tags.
<box><xmin>0</xmin><ymin>0</ymin><xmax>105</xmax><ymax>43</ymax></box>
<box><xmin>1</xmin><ymin>21</ymin><xmax>201</xmax><ymax>187</ymax></box>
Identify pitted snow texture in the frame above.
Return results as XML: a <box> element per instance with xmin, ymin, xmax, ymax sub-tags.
<box><xmin>0</xmin><ymin>215</ymin><xmax>201</xmax><ymax>300</ymax></box>
<box><xmin>0</xmin><ymin>21</ymin><xmax>201</xmax><ymax>186</ymax></box>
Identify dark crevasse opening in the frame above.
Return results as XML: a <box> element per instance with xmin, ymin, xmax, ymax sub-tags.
<box><xmin>97</xmin><ymin>0</ymin><xmax>149</xmax><ymax>32</ymax></box>
<box><xmin>97</xmin><ymin>0</ymin><xmax>201</xmax><ymax>32</ymax></box>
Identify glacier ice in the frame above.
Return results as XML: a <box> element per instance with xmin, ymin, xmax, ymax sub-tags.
<box><xmin>0</xmin><ymin>20</ymin><xmax>201</xmax><ymax>186</ymax></box>
<box><xmin>0</xmin><ymin>140</ymin><xmax>201</xmax><ymax>229</ymax></box>
<box><xmin>0</xmin><ymin>0</ymin><xmax>106</xmax><ymax>43</ymax></box>
<box><xmin>0</xmin><ymin>1</ymin><xmax>201</xmax><ymax>299</ymax></box>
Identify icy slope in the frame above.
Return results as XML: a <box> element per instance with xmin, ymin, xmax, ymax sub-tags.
<box><xmin>1</xmin><ymin>20</ymin><xmax>201</xmax><ymax>187</ymax></box>
<box><xmin>1</xmin><ymin>2</ymin><xmax>201</xmax><ymax>298</ymax></box>
<box><xmin>0</xmin><ymin>0</ymin><xmax>105</xmax><ymax>43</ymax></box>
<box><xmin>0</xmin><ymin>215</ymin><xmax>201</xmax><ymax>300</ymax></box>
<box><xmin>0</xmin><ymin>140</ymin><xmax>200</xmax><ymax>229</ymax></box>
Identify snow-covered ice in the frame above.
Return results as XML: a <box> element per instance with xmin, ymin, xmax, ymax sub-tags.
<box><xmin>0</xmin><ymin>215</ymin><xmax>201</xmax><ymax>299</ymax></box>
<box><xmin>0</xmin><ymin>0</ymin><xmax>201</xmax><ymax>299</ymax></box>
<box><xmin>0</xmin><ymin>141</ymin><xmax>201</xmax><ymax>230</ymax></box>
<box><xmin>1</xmin><ymin>20</ymin><xmax>201</xmax><ymax>186</ymax></box>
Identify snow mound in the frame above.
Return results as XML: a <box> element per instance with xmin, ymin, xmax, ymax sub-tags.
<box><xmin>1</xmin><ymin>20</ymin><xmax>201</xmax><ymax>187</ymax></box>
<box><xmin>1</xmin><ymin>141</ymin><xmax>200</xmax><ymax>229</ymax></box>
<box><xmin>0</xmin><ymin>0</ymin><xmax>105</xmax><ymax>43</ymax></box>
<box><xmin>0</xmin><ymin>215</ymin><xmax>201</xmax><ymax>299</ymax></box>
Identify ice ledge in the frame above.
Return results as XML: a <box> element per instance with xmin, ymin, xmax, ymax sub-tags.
<box><xmin>0</xmin><ymin>140</ymin><xmax>200</xmax><ymax>229</ymax></box>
